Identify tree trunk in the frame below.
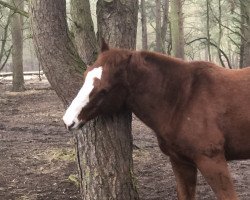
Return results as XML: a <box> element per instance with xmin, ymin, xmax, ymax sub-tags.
<box><xmin>11</xmin><ymin>0</ymin><xmax>25</xmax><ymax>92</ymax></box>
<box><xmin>74</xmin><ymin>0</ymin><xmax>139</xmax><ymax>199</ymax></box>
<box><xmin>170</xmin><ymin>0</ymin><xmax>184</xmax><ymax>59</ymax></box>
<box><xmin>141</xmin><ymin>0</ymin><xmax>148</xmax><ymax>50</ymax></box>
<box><xmin>206</xmin><ymin>0</ymin><xmax>212</xmax><ymax>62</ymax></box>
<box><xmin>217</xmin><ymin>0</ymin><xmax>225</xmax><ymax>67</ymax></box>
<box><xmin>30</xmin><ymin>0</ymin><xmax>139</xmax><ymax>199</ymax></box>
<box><xmin>240</xmin><ymin>0</ymin><xmax>250</xmax><ymax>68</ymax></box>
<box><xmin>30</xmin><ymin>0</ymin><xmax>84</xmax><ymax>106</ymax></box>
<box><xmin>155</xmin><ymin>0</ymin><xmax>162</xmax><ymax>52</ymax></box>
<box><xmin>161</xmin><ymin>0</ymin><xmax>169</xmax><ymax>53</ymax></box>
<box><xmin>70</xmin><ymin>0</ymin><xmax>98</xmax><ymax>65</ymax></box>
<box><xmin>77</xmin><ymin>111</ymin><xmax>138</xmax><ymax>200</ymax></box>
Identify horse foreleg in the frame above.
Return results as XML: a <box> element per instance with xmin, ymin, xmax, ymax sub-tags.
<box><xmin>170</xmin><ymin>157</ymin><xmax>197</xmax><ymax>200</ymax></box>
<box><xmin>195</xmin><ymin>154</ymin><xmax>238</xmax><ymax>200</ymax></box>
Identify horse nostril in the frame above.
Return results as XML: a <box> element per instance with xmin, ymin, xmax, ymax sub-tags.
<box><xmin>68</xmin><ymin>122</ymin><xmax>75</xmax><ymax>131</ymax></box>
<box><xmin>78</xmin><ymin>122</ymin><xmax>84</xmax><ymax>129</ymax></box>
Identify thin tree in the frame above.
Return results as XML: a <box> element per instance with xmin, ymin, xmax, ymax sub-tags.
<box><xmin>170</xmin><ymin>0</ymin><xmax>184</xmax><ymax>59</ymax></box>
<box><xmin>161</xmin><ymin>0</ymin><xmax>169</xmax><ymax>53</ymax></box>
<box><xmin>217</xmin><ymin>0</ymin><xmax>225</xmax><ymax>67</ymax></box>
<box><xmin>11</xmin><ymin>0</ymin><xmax>25</xmax><ymax>91</ymax></box>
<box><xmin>0</xmin><ymin>9</ymin><xmax>12</xmax><ymax>71</ymax></box>
<box><xmin>155</xmin><ymin>0</ymin><xmax>162</xmax><ymax>52</ymax></box>
<box><xmin>0</xmin><ymin>0</ymin><xmax>28</xmax><ymax>17</ymax></box>
<box><xmin>206</xmin><ymin>0</ymin><xmax>212</xmax><ymax>61</ymax></box>
<box><xmin>240</xmin><ymin>0</ymin><xmax>250</xmax><ymax>67</ymax></box>
<box><xmin>141</xmin><ymin>0</ymin><xmax>148</xmax><ymax>50</ymax></box>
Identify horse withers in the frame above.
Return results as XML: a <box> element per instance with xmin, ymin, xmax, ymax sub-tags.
<box><xmin>63</xmin><ymin>41</ymin><xmax>250</xmax><ymax>200</ymax></box>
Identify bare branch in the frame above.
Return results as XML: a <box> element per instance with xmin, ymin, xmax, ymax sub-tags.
<box><xmin>228</xmin><ymin>35</ymin><xmax>241</xmax><ymax>49</ymax></box>
<box><xmin>0</xmin><ymin>10</ymin><xmax>12</xmax><ymax>64</ymax></box>
<box><xmin>0</xmin><ymin>46</ymin><xmax>12</xmax><ymax>71</ymax></box>
<box><xmin>186</xmin><ymin>37</ymin><xmax>232</xmax><ymax>69</ymax></box>
<box><xmin>0</xmin><ymin>0</ymin><xmax>29</xmax><ymax>17</ymax></box>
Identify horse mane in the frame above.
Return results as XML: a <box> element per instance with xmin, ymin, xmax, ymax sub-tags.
<box><xmin>129</xmin><ymin>50</ymin><xmax>217</xmax><ymax>112</ymax></box>
<box><xmin>99</xmin><ymin>48</ymin><xmax>132</xmax><ymax>69</ymax></box>
<box><xmin>133</xmin><ymin>50</ymin><xmax>219</xmax><ymax>75</ymax></box>
<box><xmin>139</xmin><ymin>51</ymin><xmax>186</xmax><ymax>68</ymax></box>
<box><xmin>138</xmin><ymin>51</ymin><xmax>217</xmax><ymax>88</ymax></box>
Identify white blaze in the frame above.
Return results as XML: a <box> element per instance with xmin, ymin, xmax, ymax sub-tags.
<box><xmin>63</xmin><ymin>67</ymin><xmax>103</xmax><ymax>129</ymax></box>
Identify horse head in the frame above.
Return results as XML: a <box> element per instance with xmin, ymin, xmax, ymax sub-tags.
<box><xmin>63</xmin><ymin>40</ymin><xmax>131</xmax><ymax>130</ymax></box>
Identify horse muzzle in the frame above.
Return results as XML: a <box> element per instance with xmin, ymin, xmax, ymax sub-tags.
<box><xmin>65</xmin><ymin>121</ymin><xmax>85</xmax><ymax>131</ymax></box>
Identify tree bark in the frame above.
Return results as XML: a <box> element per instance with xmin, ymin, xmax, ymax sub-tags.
<box><xmin>140</xmin><ymin>0</ymin><xmax>148</xmax><ymax>50</ymax></box>
<box><xmin>70</xmin><ymin>0</ymin><xmax>98</xmax><ymax>65</ymax></box>
<box><xmin>97</xmin><ymin>0</ymin><xmax>138</xmax><ymax>50</ymax></box>
<box><xmin>155</xmin><ymin>0</ymin><xmax>162</xmax><ymax>52</ymax></box>
<box><xmin>30</xmin><ymin>0</ymin><xmax>139</xmax><ymax>199</ymax></box>
<box><xmin>11</xmin><ymin>0</ymin><xmax>25</xmax><ymax>92</ymax></box>
<box><xmin>240</xmin><ymin>0</ymin><xmax>250</xmax><ymax>67</ymax></box>
<box><xmin>170</xmin><ymin>0</ymin><xmax>184</xmax><ymax>59</ymax></box>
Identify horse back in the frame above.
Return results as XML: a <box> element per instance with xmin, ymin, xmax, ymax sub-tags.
<box><xmin>188</xmin><ymin>64</ymin><xmax>250</xmax><ymax>160</ymax></box>
<box><xmin>215</xmin><ymin>67</ymin><xmax>250</xmax><ymax>160</ymax></box>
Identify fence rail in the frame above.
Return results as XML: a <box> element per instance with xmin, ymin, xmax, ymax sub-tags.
<box><xmin>0</xmin><ymin>71</ymin><xmax>43</xmax><ymax>77</ymax></box>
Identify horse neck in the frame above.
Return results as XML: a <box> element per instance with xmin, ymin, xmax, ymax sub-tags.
<box><xmin>126</xmin><ymin>52</ymin><xmax>191</xmax><ymax>132</ymax></box>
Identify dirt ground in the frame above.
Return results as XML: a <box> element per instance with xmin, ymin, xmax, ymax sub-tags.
<box><xmin>0</xmin><ymin>76</ymin><xmax>249</xmax><ymax>200</ymax></box>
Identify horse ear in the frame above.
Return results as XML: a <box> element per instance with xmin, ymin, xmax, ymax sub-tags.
<box><xmin>100</xmin><ymin>38</ymin><xmax>109</xmax><ymax>52</ymax></box>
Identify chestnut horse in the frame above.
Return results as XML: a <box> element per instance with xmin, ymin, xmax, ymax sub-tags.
<box><xmin>63</xmin><ymin>41</ymin><xmax>250</xmax><ymax>200</ymax></box>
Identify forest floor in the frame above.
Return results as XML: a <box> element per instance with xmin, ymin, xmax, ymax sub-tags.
<box><xmin>0</xmin><ymin>76</ymin><xmax>249</xmax><ymax>200</ymax></box>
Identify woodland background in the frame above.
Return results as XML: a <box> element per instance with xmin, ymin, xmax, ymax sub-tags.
<box><xmin>1</xmin><ymin>0</ymin><xmax>249</xmax><ymax>77</ymax></box>
<box><xmin>0</xmin><ymin>0</ymin><xmax>249</xmax><ymax>200</ymax></box>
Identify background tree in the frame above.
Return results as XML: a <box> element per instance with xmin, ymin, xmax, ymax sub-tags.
<box><xmin>206</xmin><ymin>0</ymin><xmax>212</xmax><ymax>61</ymax></box>
<box><xmin>1</xmin><ymin>0</ymin><xmax>249</xmax><ymax>73</ymax></box>
<box><xmin>70</xmin><ymin>0</ymin><xmax>98</xmax><ymax>65</ymax></box>
<box><xmin>155</xmin><ymin>0</ymin><xmax>169</xmax><ymax>53</ymax></box>
<box><xmin>161</xmin><ymin>0</ymin><xmax>169</xmax><ymax>53</ymax></box>
<box><xmin>30</xmin><ymin>0</ymin><xmax>139</xmax><ymax>200</ymax></box>
<box><xmin>170</xmin><ymin>0</ymin><xmax>184</xmax><ymax>59</ymax></box>
<box><xmin>0</xmin><ymin>8</ymin><xmax>12</xmax><ymax>71</ymax></box>
<box><xmin>240</xmin><ymin>0</ymin><xmax>250</xmax><ymax>67</ymax></box>
<box><xmin>11</xmin><ymin>0</ymin><xmax>25</xmax><ymax>91</ymax></box>
<box><xmin>141</xmin><ymin>0</ymin><xmax>148</xmax><ymax>50</ymax></box>
<box><xmin>155</xmin><ymin>0</ymin><xmax>162</xmax><ymax>52</ymax></box>
<box><xmin>216</xmin><ymin>0</ymin><xmax>224</xmax><ymax>67</ymax></box>
<box><xmin>0</xmin><ymin>0</ymin><xmax>35</xmax><ymax>74</ymax></box>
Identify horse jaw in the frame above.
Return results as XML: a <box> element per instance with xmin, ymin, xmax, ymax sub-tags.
<box><xmin>63</xmin><ymin>66</ymin><xmax>103</xmax><ymax>130</ymax></box>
